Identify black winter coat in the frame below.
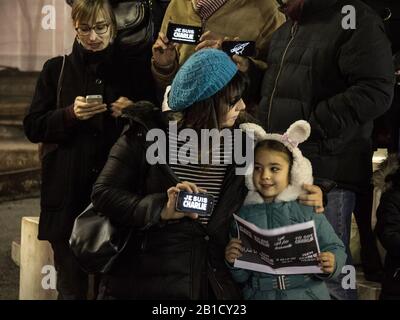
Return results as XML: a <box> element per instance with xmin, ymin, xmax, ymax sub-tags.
<box><xmin>91</xmin><ymin>105</ymin><xmax>248</xmax><ymax>299</ymax></box>
<box><xmin>23</xmin><ymin>41</ymin><xmax>155</xmax><ymax>240</ymax></box>
<box><xmin>374</xmin><ymin>154</ymin><xmax>400</xmax><ymax>299</ymax></box>
<box><xmin>257</xmin><ymin>0</ymin><xmax>395</xmax><ymax>191</ymax></box>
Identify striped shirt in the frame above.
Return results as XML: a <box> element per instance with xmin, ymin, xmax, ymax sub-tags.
<box><xmin>167</xmin><ymin>128</ymin><xmax>233</xmax><ymax>224</ymax></box>
<box><xmin>193</xmin><ymin>0</ymin><xmax>229</xmax><ymax>21</ymax></box>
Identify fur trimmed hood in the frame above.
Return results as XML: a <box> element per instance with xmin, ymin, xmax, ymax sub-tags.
<box><xmin>240</xmin><ymin>121</ymin><xmax>313</xmax><ymax>205</ymax></box>
<box><xmin>372</xmin><ymin>153</ymin><xmax>400</xmax><ymax>192</ymax></box>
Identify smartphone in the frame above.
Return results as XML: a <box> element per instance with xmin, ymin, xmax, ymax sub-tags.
<box><xmin>166</xmin><ymin>22</ymin><xmax>202</xmax><ymax>45</ymax></box>
<box><xmin>86</xmin><ymin>95</ymin><xmax>103</xmax><ymax>104</ymax></box>
<box><xmin>175</xmin><ymin>191</ymin><xmax>215</xmax><ymax>216</ymax></box>
<box><xmin>221</xmin><ymin>41</ymin><xmax>256</xmax><ymax>57</ymax></box>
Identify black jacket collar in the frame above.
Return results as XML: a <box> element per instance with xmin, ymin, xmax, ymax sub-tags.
<box><xmin>70</xmin><ymin>39</ymin><xmax>115</xmax><ymax>77</ymax></box>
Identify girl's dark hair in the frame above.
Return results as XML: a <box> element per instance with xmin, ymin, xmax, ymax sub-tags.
<box><xmin>176</xmin><ymin>71</ymin><xmax>248</xmax><ymax>131</ymax></box>
<box><xmin>255</xmin><ymin>139</ymin><xmax>294</xmax><ymax>169</ymax></box>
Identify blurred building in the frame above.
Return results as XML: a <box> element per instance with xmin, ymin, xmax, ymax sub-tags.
<box><xmin>0</xmin><ymin>0</ymin><xmax>75</xmax><ymax>71</ymax></box>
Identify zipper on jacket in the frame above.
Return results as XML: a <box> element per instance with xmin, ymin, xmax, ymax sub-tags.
<box><xmin>267</xmin><ymin>204</ymin><xmax>272</xmax><ymax>229</ymax></box>
<box><xmin>267</xmin><ymin>22</ymin><xmax>298</xmax><ymax>131</ymax></box>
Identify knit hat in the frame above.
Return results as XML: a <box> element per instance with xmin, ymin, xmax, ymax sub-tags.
<box><xmin>240</xmin><ymin>120</ymin><xmax>314</xmax><ymax>204</ymax></box>
<box><xmin>168</xmin><ymin>48</ymin><xmax>238</xmax><ymax>111</ymax></box>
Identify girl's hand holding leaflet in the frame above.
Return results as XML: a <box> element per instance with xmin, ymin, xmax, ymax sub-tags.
<box><xmin>225</xmin><ymin>238</ymin><xmax>243</xmax><ymax>264</ymax></box>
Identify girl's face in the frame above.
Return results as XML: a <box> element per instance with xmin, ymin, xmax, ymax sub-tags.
<box><xmin>75</xmin><ymin>12</ymin><xmax>112</xmax><ymax>52</ymax></box>
<box><xmin>253</xmin><ymin>149</ymin><xmax>290</xmax><ymax>203</ymax></box>
<box><xmin>220</xmin><ymin>97</ymin><xmax>246</xmax><ymax>128</ymax></box>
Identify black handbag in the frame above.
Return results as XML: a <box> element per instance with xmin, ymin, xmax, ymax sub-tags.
<box><xmin>69</xmin><ymin>203</ymin><xmax>132</xmax><ymax>274</ymax></box>
<box><xmin>112</xmin><ymin>0</ymin><xmax>155</xmax><ymax>54</ymax></box>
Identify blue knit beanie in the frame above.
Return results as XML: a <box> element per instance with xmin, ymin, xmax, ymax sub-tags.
<box><xmin>168</xmin><ymin>48</ymin><xmax>238</xmax><ymax>111</ymax></box>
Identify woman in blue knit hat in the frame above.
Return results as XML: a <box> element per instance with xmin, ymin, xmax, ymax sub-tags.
<box><xmin>91</xmin><ymin>48</ymin><xmax>323</xmax><ymax>299</ymax></box>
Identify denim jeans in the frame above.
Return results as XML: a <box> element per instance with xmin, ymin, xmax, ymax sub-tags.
<box><xmin>323</xmin><ymin>188</ymin><xmax>358</xmax><ymax>300</ymax></box>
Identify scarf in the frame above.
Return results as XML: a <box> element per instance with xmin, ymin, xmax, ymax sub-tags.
<box><xmin>193</xmin><ymin>0</ymin><xmax>229</xmax><ymax>21</ymax></box>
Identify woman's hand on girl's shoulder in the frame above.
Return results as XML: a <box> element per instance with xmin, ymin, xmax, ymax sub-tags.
<box><xmin>298</xmin><ymin>184</ymin><xmax>324</xmax><ymax>213</ymax></box>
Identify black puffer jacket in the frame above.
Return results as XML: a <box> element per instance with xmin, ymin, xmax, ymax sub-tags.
<box><xmin>24</xmin><ymin>41</ymin><xmax>155</xmax><ymax>240</ymax></box>
<box><xmin>257</xmin><ymin>0</ymin><xmax>395</xmax><ymax>191</ymax></box>
<box><xmin>91</xmin><ymin>105</ymin><xmax>248</xmax><ymax>300</ymax></box>
<box><xmin>373</xmin><ymin>154</ymin><xmax>400</xmax><ymax>299</ymax></box>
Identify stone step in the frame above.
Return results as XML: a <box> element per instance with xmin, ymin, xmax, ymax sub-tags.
<box><xmin>0</xmin><ymin>123</ymin><xmax>25</xmax><ymax>139</ymax></box>
<box><xmin>0</xmin><ymin>69</ymin><xmax>38</xmax><ymax>98</ymax></box>
<box><xmin>356</xmin><ymin>270</ymin><xmax>382</xmax><ymax>300</ymax></box>
<box><xmin>0</xmin><ymin>139</ymin><xmax>39</xmax><ymax>172</ymax></box>
<box><xmin>0</xmin><ymin>97</ymin><xmax>31</xmax><ymax>121</ymax></box>
<box><xmin>0</xmin><ymin>167</ymin><xmax>40</xmax><ymax>203</ymax></box>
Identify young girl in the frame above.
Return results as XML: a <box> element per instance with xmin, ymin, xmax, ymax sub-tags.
<box><xmin>225</xmin><ymin>121</ymin><xmax>347</xmax><ymax>300</ymax></box>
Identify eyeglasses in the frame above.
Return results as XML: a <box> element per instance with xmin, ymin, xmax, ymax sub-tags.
<box><xmin>75</xmin><ymin>23</ymin><xmax>109</xmax><ymax>36</ymax></box>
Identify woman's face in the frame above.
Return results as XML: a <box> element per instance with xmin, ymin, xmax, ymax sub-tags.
<box><xmin>220</xmin><ymin>97</ymin><xmax>246</xmax><ymax>128</ymax></box>
<box><xmin>75</xmin><ymin>12</ymin><xmax>112</xmax><ymax>52</ymax></box>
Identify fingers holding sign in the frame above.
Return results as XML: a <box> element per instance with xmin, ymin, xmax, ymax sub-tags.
<box><xmin>161</xmin><ymin>181</ymin><xmax>206</xmax><ymax>221</ymax></box>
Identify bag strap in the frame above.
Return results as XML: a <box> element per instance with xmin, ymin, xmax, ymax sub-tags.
<box><xmin>39</xmin><ymin>55</ymin><xmax>66</xmax><ymax>161</ymax></box>
<box><xmin>56</xmin><ymin>55</ymin><xmax>66</xmax><ymax>109</ymax></box>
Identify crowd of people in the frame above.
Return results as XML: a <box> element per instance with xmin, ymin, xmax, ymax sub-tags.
<box><xmin>23</xmin><ymin>0</ymin><xmax>400</xmax><ymax>300</ymax></box>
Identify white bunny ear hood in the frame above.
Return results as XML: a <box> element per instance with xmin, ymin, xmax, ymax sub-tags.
<box><xmin>239</xmin><ymin>120</ymin><xmax>313</xmax><ymax>205</ymax></box>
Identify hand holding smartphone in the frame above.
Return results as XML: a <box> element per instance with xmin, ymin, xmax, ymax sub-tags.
<box><xmin>166</xmin><ymin>22</ymin><xmax>202</xmax><ymax>45</ymax></box>
<box><xmin>221</xmin><ymin>41</ymin><xmax>256</xmax><ymax>57</ymax></box>
<box><xmin>73</xmin><ymin>95</ymin><xmax>106</xmax><ymax>120</ymax></box>
<box><xmin>175</xmin><ymin>191</ymin><xmax>215</xmax><ymax>216</ymax></box>
<box><xmin>86</xmin><ymin>95</ymin><xmax>103</xmax><ymax>104</ymax></box>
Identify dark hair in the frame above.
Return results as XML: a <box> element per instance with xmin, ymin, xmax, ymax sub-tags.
<box><xmin>255</xmin><ymin>139</ymin><xmax>293</xmax><ymax>169</ymax></box>
<box><xmin>176</xmin><ymin>71</ymin><xmax>248</xmax><ymax>131</ymax></box>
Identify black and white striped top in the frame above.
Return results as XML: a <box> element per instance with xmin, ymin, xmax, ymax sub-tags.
<box><xmin>168</xmin><ymin>129</ymin><xmax>233</xmax><ymax>224</ymax></box>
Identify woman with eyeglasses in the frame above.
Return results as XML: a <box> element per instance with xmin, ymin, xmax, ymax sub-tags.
<box><xmin>23</xmin><ymin>0</ymin><xmax>155</xmax><ymax>299</ymax></box>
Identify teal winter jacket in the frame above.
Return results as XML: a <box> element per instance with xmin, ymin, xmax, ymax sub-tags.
<box><xmin>230</xmin><ymin>201</ymin><xmax>347</xmax><ymax>300</ymax></box>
